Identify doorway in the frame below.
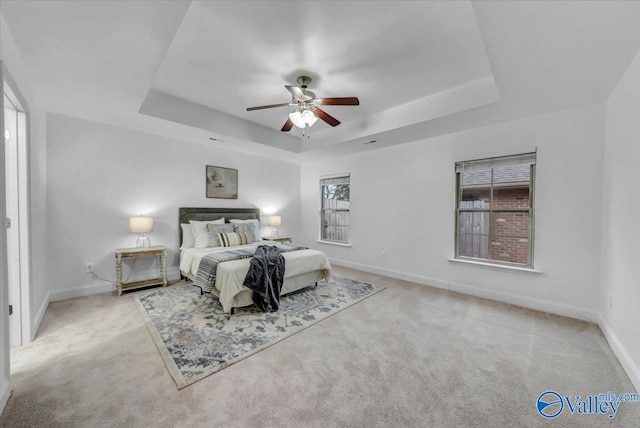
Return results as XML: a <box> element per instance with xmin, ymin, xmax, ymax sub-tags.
<box><xmin>3</xmin><ymin>81</ymin><xmax>30</xmax><ymax>348</ymax></box>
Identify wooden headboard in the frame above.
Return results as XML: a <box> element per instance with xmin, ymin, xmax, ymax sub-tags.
<box><xmin>178</xmin><ymin>207</ymin><xmax>261</xmax><ymax>244</ymax></box>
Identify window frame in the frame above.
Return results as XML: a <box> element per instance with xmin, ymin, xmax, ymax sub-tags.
<box><xmin>454</xmin><ymin>156</ymin><xmax>536</xmax><ymax>269</ymax></box>
<box><xmin>319</xmin><ymin>174</ymin><xmax>350</xmax><ymax>245</ymax></box>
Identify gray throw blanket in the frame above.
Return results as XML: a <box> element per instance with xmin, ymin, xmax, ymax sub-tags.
<box><xmin>194</xmin><ymin>248</ymin><xmax>256</xmax><ymax>294</ymax></box>
<box><xmin>243</xmin><ymin>244</ymin><xmax>308</xmax><ymax>312</ymax></box>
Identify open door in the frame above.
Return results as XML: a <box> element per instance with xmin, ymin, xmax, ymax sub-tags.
<box><xmin>0</xmin><ymin>61</ymin><xmax>12</xmax><ymax>416</ymax></box>
<box><xmin>3</xmin><ymin>74</ymin><xmax>31</xmax><ymax>350</ymax></box>
<box><xmin>4</xmin><ymin>94</ymin><xmax>21</xmax><ymax>348</ymax></box>
<box><xmin>1</xmin><ymin>62</ymin><xmax>33</xmax><ymax>414</ymax></box>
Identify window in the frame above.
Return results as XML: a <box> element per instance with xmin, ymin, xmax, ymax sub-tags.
<box><xmin>320</xmin><ymin>174</ymin><xmax>350</xmax><ymax>244</ymax></box>
<box><xmin>455</xmin><ymin>153</ymin><xmax>536</xmax><ymax>267</ymax></box>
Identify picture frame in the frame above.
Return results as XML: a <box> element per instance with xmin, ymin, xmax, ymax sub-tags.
<box><xmin>206</xmin><ymin>165</ymin><xmax>238</xmax><ymax>199</ymax></box>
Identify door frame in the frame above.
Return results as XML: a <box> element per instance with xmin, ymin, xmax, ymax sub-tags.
<box><xmin>3</xmin><ymin>67</ymin><xmax>32</xmax><ymax>346</ymax></box>
<box><xmin>0</xmin><ymin>60</ymin><xmax>11</xmax><ymax>416</ymax></box>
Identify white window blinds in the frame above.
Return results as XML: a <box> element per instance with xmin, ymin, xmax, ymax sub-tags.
<box><xmin>455</xmin><ymin>152</ymin><xmax>536</xmax><ymax>173</ymax></box>
<box><xmin>320</xmin><ymin>175</ymin><xmax>350</xmax><ymax>186</ymax></box>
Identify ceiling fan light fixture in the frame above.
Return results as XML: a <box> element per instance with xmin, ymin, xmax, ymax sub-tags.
<box><xmin>289</xmin><ymin>109</ymin><xmax>318</xmax><ymax>129</ymax></box>
<box><xmin>288</xmin><ymin>110</ymin><xmax>305</xmax><ymax>128</ymax></box>
<box><xmin>302</xmin><ymin>109</ymin><xmax>318</xmax><ymax>126</ymax></box>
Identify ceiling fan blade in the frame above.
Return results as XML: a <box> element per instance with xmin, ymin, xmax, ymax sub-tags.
<box><xmin>312</xmin><ymin>108</ymin><xmax>341</xmax><ymax>127</ymax></box>
<box><xmin>246</xmin><ymin>102</ymin><xmax>290</xmax><ymax>111</ymax></box>
<box><xmin>285</xmin><ymin>85</ymin><xmax>310</xmax><ymax>102</ymax></box>
<box><xmin>281</xmin><ymin>118</ymin><xmax>294</xmax><ymax>132</ymax></box>
<box><xmin>316</xmin><ymin>97</ymin><xmax>360</xmax><ymax>106</ymax></box>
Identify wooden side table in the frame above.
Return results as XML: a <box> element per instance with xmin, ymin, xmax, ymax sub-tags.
<box><xmin>115</xmin><ymin>246</ymin><xmax>167</xmax><ymax>295</ymax></box>
<box><xmin>263</xmin><ymin>236</ymin><xmax>292</xmax><ymax>243</ymax></box>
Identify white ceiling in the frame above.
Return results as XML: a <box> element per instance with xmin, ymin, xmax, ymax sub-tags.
<box><xmin>152</xmin><ymin>1</ymin><xmax>492</xmax><ymax>130</ymax></box>
<box><xmin>1</xmin><ymin>0</ymin><xmax>639</xmax><ymax>163</ymax></box>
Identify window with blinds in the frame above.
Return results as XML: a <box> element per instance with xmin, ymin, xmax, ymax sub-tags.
<box><xmin>455</xmin><ymin>152</ymin><xmax>536</xmax><ymax>267</ymax></box>
<box><xmin>320</xmin><ymin>174</ymin><xmax>350</xmax><ymax>244</ymax></box>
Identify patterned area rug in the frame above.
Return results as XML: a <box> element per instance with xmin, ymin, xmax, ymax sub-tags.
<box><xmin>134</xmin><ymin>276</ymin><xmax>384</xmax><ymax>389</ymax></box>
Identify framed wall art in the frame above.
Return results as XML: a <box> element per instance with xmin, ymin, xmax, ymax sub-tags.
<box><xmin>206</xmin><ymin>165</ymin><xmax>238</xmax><ymax>199</ymax></box>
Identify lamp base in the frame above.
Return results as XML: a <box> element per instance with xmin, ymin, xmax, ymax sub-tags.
<box><xmin>271</xmin><ymin>228</ymin><xmax>279</xmax><ymax>238</ymax></box>
<box><xmin>136</xmin><ymin>235</ymin><xmax>150</xmax><ymax>248</ymax></box>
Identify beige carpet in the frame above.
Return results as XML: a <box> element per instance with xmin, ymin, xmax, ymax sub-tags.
<box><xmin>1</xmin><ymin>266</ymin><xmax>639</xmax><ymax>427</ymax></box>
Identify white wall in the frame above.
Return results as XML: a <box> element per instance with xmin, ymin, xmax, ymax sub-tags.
<box><xmin>600</xmin><ymin>49</ymin><xmax>640</xmax><ymax>391</ymax></box>
<box><xmin>46</xmin><ymin>113</ymin><xmax>301</xmax><ymax>299</ymax></box>
<box><xmin>301</xmin><ymin>103</ymin><xmax>605</xmax><ymax>320</ymax></box>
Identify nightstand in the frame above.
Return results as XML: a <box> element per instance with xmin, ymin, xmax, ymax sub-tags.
<box><xmin>263</xmin><ymin>236</ymin><xmax>292</xmax><ymax>243</ymax></box>
<box><xmin>115</xmin><ymin>245</ymin><xmax>167</xmax><ymax>295</ymax></box>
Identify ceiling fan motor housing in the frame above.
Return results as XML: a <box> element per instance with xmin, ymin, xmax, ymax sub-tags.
<box><xmin>296</xmin><ymin>75</ymin><xmax>312</xmax><ymax>88</ymax></box>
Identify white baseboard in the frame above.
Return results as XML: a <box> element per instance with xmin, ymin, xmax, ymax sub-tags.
<box><xmin>329</xmin><ymin>258</ymin><xmax>599</xmax><ymax>322</ymax></box>
<box><xmin>0</xmin><ymin>382</ymin><xmax>10</xmax><ymax>416</ymax></box>
<box><xmin>597</xmin><ymin>314</ymin><xmax>640</xmax><ymax>393</ymax></box>
<box><xmin>30</xmin><ymin>268</ymin><xmax>182</xmax><ymax>340</ymax></box>
<box><xmin>447</xmin><ymin>280</ymin><xmax>598</xmax><ymax>323</ymax></box>
<box><xmin>32</xmin><ymin>291</ymin><xmax>50</xmax><ymax>341</ymax></box>
<box><xmin>49</xmin><ymin>268</ymin><xmax>183</xmax><ymax>303</ymax></box>
<box><xmin>49</xmin><ymin>281</ymin><xmax>116</xmax><ymax>302</ymax></box>
<box><xmin>330</xmin><ymin>258</ymin><xmax>640</xmax><ymax>392</ymax></box>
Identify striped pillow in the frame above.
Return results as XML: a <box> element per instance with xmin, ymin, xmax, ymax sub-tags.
<box><xmin>218</xmin><ymin>232</ymin><xmax>249</xmax><ymax>247</ymax></box>
<box><xmin>206</xmin><ymin>223</ymin><xmax>234</xmax><ymax>247</ymax></box>
<box><xmin>233</xmin><ymin>222</ymin><xmax>260</xmax><ymax>243</ymax></box>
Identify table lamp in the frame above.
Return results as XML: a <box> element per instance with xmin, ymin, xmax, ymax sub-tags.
<box><xmin>268</xmin><ymin>215</ymin><xmax>281</xmax><ymax>238</ymax></box>
<box><xmin>129</xmin><ymin>215</ymin><xmax>153</xmax><ymax>247</ymax></box>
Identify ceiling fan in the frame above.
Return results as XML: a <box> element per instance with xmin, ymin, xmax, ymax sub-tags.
<box><xmin>246</xmin><ymin>75</ymin><xmax>359</xmax><ymax>137</ymax></box>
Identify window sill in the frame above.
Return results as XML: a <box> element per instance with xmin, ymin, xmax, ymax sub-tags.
<box><xmin>316</xmin><ymin>240</ymin><xmax>352</xmax><ymax>248</ymax></box>
<box><xmin>448</xmin><ymin>258</ymin><xmax>542</xmax><ymax>274</ymax></box>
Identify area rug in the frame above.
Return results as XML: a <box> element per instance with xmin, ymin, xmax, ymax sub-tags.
<box><xmin>134</xmin><ymin>276</ymin><xmax>384</xmax><ymax>389</ymax></box>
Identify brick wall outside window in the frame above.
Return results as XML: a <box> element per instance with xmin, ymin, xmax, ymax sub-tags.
<box><xmin>490</xmin><ymin>187</ymin><xmax>530</xmax><ymax>264</ymax></box>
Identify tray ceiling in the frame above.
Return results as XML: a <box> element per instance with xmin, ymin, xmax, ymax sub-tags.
<box><xmin>2</xmin><ymin>0</ymin><xmax>639</xmax><ymax>162</ymax></box>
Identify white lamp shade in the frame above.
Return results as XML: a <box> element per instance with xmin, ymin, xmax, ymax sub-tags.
<box><xmin>268</xmin><ymin>215</ymin><xmax>282</xmax><ymax>227</ymax></box>
<box><xmin>129</xmin><ymin>216</ymin><xmax>153</xmax><ymax>234</ymax></box>
<box><xmin>288</xmin><ymin>111</ymin><xmax>305</xmax><ymax>128</ymax></box>
<box><xmin>301</xmin><ymin>109</ymin><xmax>318</xmax><ymax>126</ymax></box>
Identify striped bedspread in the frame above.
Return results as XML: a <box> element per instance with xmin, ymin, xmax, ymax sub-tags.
<box><xmin>194</xmin><ymin>243</ymin><xmax>308</xmax><ymax>294</ymax></box>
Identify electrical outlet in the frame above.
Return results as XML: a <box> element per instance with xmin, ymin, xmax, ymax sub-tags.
<box><xmin>85</xmin><ymin>263</ymin><xmax>94</xmax><ymax>274</ymax></box>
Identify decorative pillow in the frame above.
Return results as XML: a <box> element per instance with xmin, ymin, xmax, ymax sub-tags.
<box><xmin>205</xmin><ymin>223</ymin><xmax>234</xmax><ymax>247</ymax></box>
<box><xmin>233</xmin><ymin>222</ymin><xmax>260</xmax><ymax>243</ymax></box>
<box><xmin>229</xmin><ymin>219</ymin><xmax>259</xmax><ymax>224</ymax></box>
<box><xmin>218</xmin><ymin>232</ymin><xmax>248</xmax><ymax>247</ymax></box>
<box><xmin>190</xmin><ymin>218</ymin><xmax>225</xmax><ymax>247</ymax></box>
<box><xmin>180</xmin><ymin>223</ymin><xmax>195</xmax><ymax>249</ymax></box>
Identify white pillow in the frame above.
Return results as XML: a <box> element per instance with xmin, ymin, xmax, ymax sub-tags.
<box><xmin>233</xmin><ymin>222</ymin><xmax>261</xmax><ymax>243</ymax></box>
<box><xmin>190</xmin><ymin>218</ymin><xmax>225</xmax><ymax>247</ymax></box>
<box><xmin>229</xmin><ymin>219</ymin><xmax>259</xmax><ymax>224</ymax></box>
<box><xmin>180</xmin><ymin>223</ymin><xmax>195</xmax><ymax>249</ymax></box>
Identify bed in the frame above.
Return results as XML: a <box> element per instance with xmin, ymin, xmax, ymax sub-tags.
<box><xmin>178</xmin><ymin>207</ymin><xmax>331</xmax><ymax>313</ymax></box>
